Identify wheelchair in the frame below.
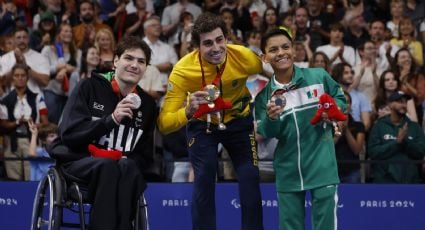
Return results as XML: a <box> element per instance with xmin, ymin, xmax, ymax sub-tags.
<box><xmin>30</xmin><ymin>167</ymin><xmax>149</xmax><ymax>230</ymax></box>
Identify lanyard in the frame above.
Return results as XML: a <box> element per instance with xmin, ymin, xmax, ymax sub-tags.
<box><xmin>199</xmin><ymin>54</ymin><xmax>227</xmax><ymax>87</ymax></box>
<box><xmin>111</xmin><ymin>77</ymin><xmax>138</xmax><ymax>99</ymax></box>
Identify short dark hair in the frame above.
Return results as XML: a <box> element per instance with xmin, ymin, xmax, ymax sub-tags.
<box><xmin>12</xmin><ymin>63</ymin><xmax>30</xmax><ymax>74</ymax></box>
<box><xmin>79</xmin><ymin>0</ymin><xmax>94</xmax><ymax>11</ymax></box>
<box><xmin>260</xmin><ymin>27</ymin><xmax>293</xmax><ymax>53</ymax></box>
<box><xmin>115</xmin><ymin>36</ymin><xmax>152</xmax><ymax>65</ymax></box>
<box><xmin>14</xmin><ymin>25</ymin><xmax>29</xmax><ymax>35</ymax></box>
<box><xmin>191</xmin><ymin>12</ymin><xmax>228</xmax><ymax>47</ymax></box>
<box><xmin>38</xmin><ymin>123</ymin><xmax>58</xmax><ymax>141</ymax></box>
<box><xmin>329</xmin><ymin>22</ymin><xmax>344</xmax><ymax>33</ymax></box>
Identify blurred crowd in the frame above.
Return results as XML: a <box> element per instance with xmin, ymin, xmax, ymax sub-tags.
<box><xmin>0</xmin><ymin>0</ymin><xmax>424</xmax><ymax>183</ymax></box>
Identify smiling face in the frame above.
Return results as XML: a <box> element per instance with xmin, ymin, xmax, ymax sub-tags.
<box><xmin>262</xmin><ymin>34</ymin><xmax>294</xmax><ymax>72</ymax></box>
<box><xmin>97</xmin><ymin>31</ymin><xmax>112</xmax><ymax>50</ymax></box>
<box><xmin>198</xmin><ymin>27</ymin><xmax>227</xmax><ymax>65</ymax></box>
<box><xmin>59</xmin><ymin>24</ymin><xmax>73</xmax><ymax>43</ymax></box>
<box><xmin>114</xmin><ymin>48</ymin><xmax>147</xmax><ymax>86</ymax></box>
<box><xmin>86</xmin><ymin>47</ymin><xmax>100</xmax><ymax>67</ymax></box>
<box><xmin>396</xmin><ymin>50</ymin><xmax>412</xmax><ymax>68</ymax></box>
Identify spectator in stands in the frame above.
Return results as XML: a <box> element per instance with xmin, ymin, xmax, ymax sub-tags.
<box><xmin>334</xmin><ymin>91</ymin><xmax>365</xmax><ymax>183</ymax></box>
<box><xmin>175</xmin><ymin>11</ymin><xmax>194</xmax><ymax>58</ymax></box>
<box><xmin>0</xmin><ymin>27</ymin><xmax>49</xmax><ymax>95</ymax></box>
<box><xmin>386</xmin><ymin>0</ymin><xmax>405</xmax><ymax>38</ymax></box>
<box><xmin>293</xmin><ymin>7</ymin><xmax>310</xmax><ymax>45</ymax></box>
<box><xmin>0</xmin><ymin>63</ymin><xmax>48</xmax><ymax>181</ymax></box>
<box><xmin>250</xmin><ymin>11</ymin><xmax>262</xmax><ymax>32</ymax></box>
<box><xmin>331</xmin><ymin>62</ymin><xmax>372</xmax><ymax>131</ymax></box>
<box><xmin>294</xmin><ymin>38</ymin><xmax>313</xmax><ymax>68</ymax></box>
<box><xmin>316</xmin><ymin>22</ymin><xmax>357</xmax><ymax>68</ymax></box>
<box><xmin>219</xmin><ymin>0</ymin><xmax>253</xmax><ymax>38</ymax></box>
<box><xmin>143</xmin><ymin>16</ymin><xmax>178</xmax><ymax>95</ymax></box>
<box><xmin>368</xmin><ymin>19</ymin><xmax>391</xmax><ymax>71</ymax></box>
<box><xmin>69</xmin><ymin>45</ymin><xmax>100</xmax><ymax>94</ymax></box>
<box><xmin>61</xmin><ymin>0</ymin><xmax>79</xmax><ymax>26</ymax></box>
<box><xmin>260</xmin><ymin>7</ymin><xmax>279</xmax><ymax>34</ymax></box>
<box><xmin>278</xmin><ymin>11</ymin><xmax>295</xmax><ymax>37</ymax></box>
<box><xmin>343</xmin><ymin>8</ymin><xmax>370</xmax><ymax>49</ymax></box>
<box><xmin>28</xmin><ymin>120</ymin><xmax>56</xmax><ymax>181</ymax></box>
<box><xmin>373</xmin><ymin>70</ymin><xmax>417</xmax><ymax>121</ymax></box>
<box><xmin>72</xmin><ymin>0</ymin><xmax>112</xmax><ymax>49</ymax></box>
<box><xmin>305</xmin><ymin>0</ymin><xmax>333</xmax><ymax>51</ymax></box>
<box><xmin>29</xmin><ymin>11</ymin><xmax>57</xmax><ymax>52</ymax></box>
<box><xmin>220</xmin><ymin>8</ymin><xmax>243</xmax><ymax>45</ymax></box>
<box><xmin>390</xmin><ymin>16</ymin><xmax>423</xmax><ymax>67</ymax></box>
<box><xmin>0</xmin><ymin>0</ymin><xmax>18</xmax><ymax>36</ymax></box>
<box><xmin>309</xmin><ymin>51</ymin><xmax>331</xmax><ymax>73</ymax></box>
<box><xmin>160</xmin><ymin>0</ymin><xmax>202</xmax><ymax>45</ymax></box>
<box><xmin>94</xmin><ymin>28</ymin><xmax>115</xmax><ymax>72</ymax></box>
<box><xmin>138</xmin><ymin>65</ymin><xmax>165</xmax><ymax>101</ymax></box>
<box><xmin>392</xmin><ymin>48</ymin><xmax>425</xmax><ymax>123</ymax></box>
<box><xmin>49</xmin><ymin>36</ymin><xmax>156</xmax><ymax>229</ymax></box>
<box><xmin>123</xmin><ymin>0</ymin><xmax>152</xmax><ymax>37</ymax></box>
<box><xmin>368</xmin><ymin>91</ymin><xmax>425</xmax><ymax>183</ymax></box>
<box><xmin>0</xmin><ymin>33</ymin><xmax>15</xmax><ymax>56</ymax></box>
<box><xmin>42</xmin><ymin>23</ymin><xmax>81</xmax><ymax>124</ymax></box>
<box><xmin>352</xmin><ymin>40</ymin><xmax>383</xmax><ymax>109</ymax></box>
<box><xmin>157</xmin><ymin>12</ymin><xmax>264</xmax><ymax>230</ymax></box>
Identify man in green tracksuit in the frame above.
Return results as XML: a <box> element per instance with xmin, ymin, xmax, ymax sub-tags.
<box><xmin>254</xmin><ymin>27</ymin><xmax>346</xmax><ymax>230</ymax></box>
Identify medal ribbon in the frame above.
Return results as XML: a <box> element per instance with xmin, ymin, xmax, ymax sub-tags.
<box><xmin>199</xmin><ymin>54</ymin><xmax>227</xmax><ymax>87</ymax></box>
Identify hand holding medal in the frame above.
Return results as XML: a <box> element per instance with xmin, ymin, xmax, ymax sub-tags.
<box><xmin>267</xmin><ymin>89</ymin><xmax>286</xmax><ymax>120</ymax></box>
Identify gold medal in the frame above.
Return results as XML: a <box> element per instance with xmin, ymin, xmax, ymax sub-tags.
<box><xmin>204</xmin><ymin>84</ymin><xmax>220</xmax><ymax>108</ymax></box>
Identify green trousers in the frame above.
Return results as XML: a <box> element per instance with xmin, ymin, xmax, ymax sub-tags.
<box><xmin>277</xmin><ymin>185</ymin><xmax>338</xmax><ymax>230</ymax></box>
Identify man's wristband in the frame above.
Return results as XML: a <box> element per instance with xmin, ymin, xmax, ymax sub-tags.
<box><xmin>111</xmin><ymin>112</ymin><xmax>119</xmax><ymax>125</ymax></box>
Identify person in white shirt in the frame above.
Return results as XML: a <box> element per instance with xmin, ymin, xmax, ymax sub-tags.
<box><xmin>161</xmin><ymin>0</ymin><xmax>202</xmax><ymax>45</ymax></box>
<box><xmin>143</xmin><ymin>16</ymin><xmax>178</xmax><ymax>94</ymax></box>
<box><xmin>316</xmin><ymin>22</ymin><xmax>357</xmax><ymax>68</ymax></box>
<box><xmin>0</xmin><ymin>27</ymin><xmax>50</xmax><ymax>95</ymax></box>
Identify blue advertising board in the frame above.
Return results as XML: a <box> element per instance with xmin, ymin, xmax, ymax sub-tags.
<box><xmin>0</xmin><ymin>182</ymin><xmax>424</xmax><ymax>229</ymax></box>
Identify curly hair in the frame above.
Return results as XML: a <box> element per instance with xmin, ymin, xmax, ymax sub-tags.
<box><xmin>191</xmin><ymin>12</ymin><xmax>228</xmax><ymax>47</ymax></box>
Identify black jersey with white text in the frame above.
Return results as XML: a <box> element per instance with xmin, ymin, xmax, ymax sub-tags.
<box><xmin>58</xmin><ymin>71</ymin><xmax>157</xmax><ymax>170</ymax></box>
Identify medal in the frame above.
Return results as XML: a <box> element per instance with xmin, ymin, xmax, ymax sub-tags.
<box><xmin>204</xmin><ymin>84</ymin><xmax>220</xmax><ymax>108</ymax></box>
<box><xmin>126</xmin><ymin>93</ymin><xmax>141</xmax><ymax>109</ymax></box>
<box><xmin>271</xmin><ymin>89</ymin><xmax>286</xmax><ymax>108</ymax></box>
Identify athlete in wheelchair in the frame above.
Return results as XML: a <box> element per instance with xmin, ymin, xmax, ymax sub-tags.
<box><xmin>31</xmin><ymin>35</ymin><xmax>157</xmax><ymax>230</ymax></box>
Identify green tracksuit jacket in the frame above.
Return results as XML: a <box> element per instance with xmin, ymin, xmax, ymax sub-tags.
<box><xmin>368</xmin><ymin>115</ymin><xmax>425</xmax><ymax>183</ymax></box>
<box><xmin>255</xmin><ymin>66</ymin><xmax>346</xmax><ymax>192</ymax></box>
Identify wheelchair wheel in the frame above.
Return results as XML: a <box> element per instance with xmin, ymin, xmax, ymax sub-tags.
<box><xmin>137</xmin><ymin>195</ymin><xmax>149</xmax><ymax>230</ymax></box>
<box><xmin>30</xmin><ymin>168</ymin><xmax>64</xmax><ymax>230</ymax></box>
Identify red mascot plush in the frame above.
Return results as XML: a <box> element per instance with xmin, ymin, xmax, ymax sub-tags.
<box><xmin>192</xmin><ymin>86</ymin><xmax>233</xmax><ymax>133</ymax></box>
<box><xmin>88</xmin><ymin>144</ymin><xmax>122</xmax><ymax>160</ymax></box>
<box><xmin>193</xmin><ymin>96</ymin><xmax>232</xmax><ymax>119</ymax></box>
<box><xmin>311</xmin><ymin>93</ymin><xmax>347</xmax><ymax>135</ymax></box>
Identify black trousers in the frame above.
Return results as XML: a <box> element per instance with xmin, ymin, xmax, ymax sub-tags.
<box><xmin>60</xmin><ymin>157</ymin><xmax>145</xmax><ymax>230</ymax></box>
<box><xmin>187</xmin><ymin>115</ymin><xmax>264</xmax><ymax>230</ymax></box>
